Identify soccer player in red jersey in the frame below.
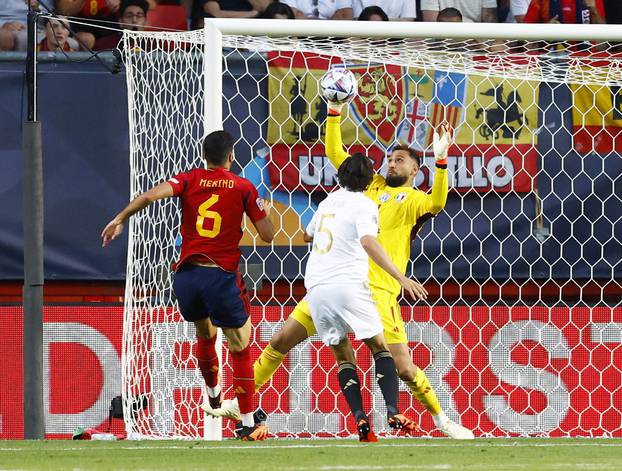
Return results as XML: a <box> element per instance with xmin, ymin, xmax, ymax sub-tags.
<box><xmin>101</xmin><ymin>130</ymin><xmax>275</xmax><ymax>441</ymax></box>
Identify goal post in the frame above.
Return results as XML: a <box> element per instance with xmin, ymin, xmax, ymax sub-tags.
<box><xmin>121</xmin><ymin>20</ymin><xmax>622</xmax><ymax>440</ymax></box>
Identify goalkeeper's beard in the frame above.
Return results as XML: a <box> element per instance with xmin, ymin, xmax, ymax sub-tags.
<box><xmin>385</xmin><ymin>174</ymin><xmax>409</xmax><ymax>187</ymax></box>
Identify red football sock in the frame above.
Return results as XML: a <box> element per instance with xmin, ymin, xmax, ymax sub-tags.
<box><xmin>230</xmin><ymin>346</ymin><xmax>255</xmax><ymax>414</ymax></box>
<box><xmin>196</xmin><ymin>335</ymin><xmax>219</xmax><ymax>388</ymax></box>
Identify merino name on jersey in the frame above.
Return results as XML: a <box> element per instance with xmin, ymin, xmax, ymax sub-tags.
<box><xmin>167</xmin><ymin>167</ymin><xmax>266</xmax><ymax>272</ymax></box>
<box><xmin>304</xmin><ymin>188</ymin><xmax>379</xmax><ymax>290</ymax></box>
<box><xmin>199</xmin><ymin>178</ymin><xmax>235</xmax><ymax>188</ymax></box>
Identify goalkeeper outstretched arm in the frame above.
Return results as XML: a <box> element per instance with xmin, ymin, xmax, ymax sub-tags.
<box><xmin>325</xmin><ymin>105</ymin><xmax>350</xmax><ymax>169</ymax></box>
<box><xmin>423</xmin><ymin>126</ymin><xmax>450</xmax><ymax>215</ymax></box>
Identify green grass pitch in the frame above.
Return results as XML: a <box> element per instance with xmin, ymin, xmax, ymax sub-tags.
<box><xmin>2</xmin><ymin>438</ymin><xmax>622</xmax><ymax>470</ymax></box>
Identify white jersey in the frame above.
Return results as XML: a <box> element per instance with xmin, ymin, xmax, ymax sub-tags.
<box><xmin>282</xmin><ymin>0</ymin><xmax>352</xmax><ymax>19</ymax></box>
<box><xmin>304</xmin><ymin>188</ymin><xmax>379</xmax><ymax>290</ymax></box>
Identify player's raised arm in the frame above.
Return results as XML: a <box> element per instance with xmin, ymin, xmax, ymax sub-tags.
<box><xmin>325</xmin><ymin>104</ymin><xmax>350</xmax><ymax>170</ymax></box>
<box><xmin>360</xmin><ymin>234</ymin><xmax>428</xmax><ymax>301</ymax></box>
<box><xmin>320</xmin><ymin>69</ymin><xmax>358</xmax><ymax>170</ymax></box>
<box><xmin>423</xmin><ymin>124</ymin><xmax>451</xmax><ymax>215</ymax></box>
<box><xmin>101</xmin><ymin>181</ymin><xmax>174</xmax><ymax>247</ymax></box>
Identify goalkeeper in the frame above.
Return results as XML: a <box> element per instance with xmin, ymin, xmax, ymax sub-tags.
<box><xmin>212</xmin><ymin>104</ymin><xmax>473</xmax><ymax>439</ymax></box>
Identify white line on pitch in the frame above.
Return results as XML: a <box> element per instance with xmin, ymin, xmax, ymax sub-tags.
<box><xmin>283</xmin><ymin>466</ymin><xmax>453</xmax><ymax>471</ymax></box>
<box><xmin>1</xmin><ymin>441</ymin><xmax>622</xmax><ymax>452</ymax></box>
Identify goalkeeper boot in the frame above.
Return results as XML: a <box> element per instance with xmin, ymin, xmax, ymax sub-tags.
<box><xmin>235</xmin><ymin>423</ymin><xmax>269</xmax><ymax>442</ymax></box>
<box><xmin>438</xmin><ymin>419</ymin><xmax>474</xmax><ymax>440</ymax></box>
<box><xmin>356</xmin><ymin>418</ymin><xmax>378</xmax><ymax>443</ymax></box>
<box><xmin>388</xmin><ymin>413</ymin><xmax>420</xmax><ymax>435</ymax></box>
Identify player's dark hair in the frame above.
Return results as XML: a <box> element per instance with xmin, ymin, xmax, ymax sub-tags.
<box><xmin>392</xmin><ymin>144</ymin><xmax>421</xmax><ymax>167</ymax></box>
<box><xmin>259</xmin><ymin>2</ymin><xmax>295</xmax><ymax>19</ymax></box>
<box><xmin>202</xmin><ymin>130</ymin><xmax>234</xmax><ymax>166</ymax></box>
<box><xmin>358</xmin><ymin>6</ymin><xmax>389</xmax><ymax>21</ymax></box>
<box><xmin>437</xmin><ymin>7</ymin><xmax>462</xmax><ymax>21</ymax></box>
<box><xmin>337</xmin><ymin>153</ymin><xmax>374</xmax><ymax>192</ymax></box>
<box><xmin>120</xmin><ymin>0</ymin><xmax>149</xmax><ymax>16</ymax></box>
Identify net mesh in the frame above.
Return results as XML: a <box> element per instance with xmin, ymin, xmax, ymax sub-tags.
<box><xmin>121</xmin><ymin>28</ymin><xmax>622</xmax><ymax>439</ymax></box>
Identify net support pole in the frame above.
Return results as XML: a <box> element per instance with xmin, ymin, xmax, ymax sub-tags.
<box><xmin>203</xmin><ymin>20</ymin><xmax>224</xmax><ymax>441</ymax></box>
<box><xmin>23</xmin><ymin>7</ymin><xmax>45</xmax><ymax>440</ymax></box>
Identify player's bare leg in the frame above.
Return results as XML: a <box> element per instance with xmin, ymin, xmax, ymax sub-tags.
<box><xmin>331</xmin><ymin>338</ymin><xmax>376</xmax><ymax>442</ymax></box>
<box><xmin>362</xmin><ymin>335</ymin><xmax>419</xmax><ymax>435</ymax></box>
<box><xmin>205</xmin><ymin>313</ymin><xmax>312</xmax><ymax>421</ymax></box>
<box><xmin>388</xmin><ymin>342</ymin><xmax>474</xmax><ymax>439</ymax></box>
<box><xmin>194</xmin><ymin>318</ymin><xmax>221</xmax><ymax>408</ymax></box>
<box><xmin>221</xmin><ymin>319</ymin><xmax>268</xmax><ymax>441</ymax></box>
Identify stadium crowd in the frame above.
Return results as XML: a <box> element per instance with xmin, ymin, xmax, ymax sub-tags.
<box><xmin>1</xmin><ymin>0</ymin><xmax>620</xmax><ymax>52</ymax></box>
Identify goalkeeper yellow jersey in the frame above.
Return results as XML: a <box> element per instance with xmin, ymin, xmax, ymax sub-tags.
<box><xmin>325</xmin><ymin>114</ymin><xmax>448</xmax><ymax>296</ymax></box>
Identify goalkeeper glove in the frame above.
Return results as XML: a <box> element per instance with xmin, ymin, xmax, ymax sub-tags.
<box><xmin>433</xmin><ymin>124</ymin><xmax>451</xmax><ymax>166</ymax></box>
<box><xmin>327</xmin><ymin>103</ymin><xmax>345</xmax><ymax>116</ymax></box>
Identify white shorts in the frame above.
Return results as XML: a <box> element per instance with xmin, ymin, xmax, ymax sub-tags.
<box><xmin>306</xmin><ymin>283</ymin><xmax>383</xmax><ymax>346</ymax></box>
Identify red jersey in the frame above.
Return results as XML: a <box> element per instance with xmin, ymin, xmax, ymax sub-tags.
<box><xmin>168</xmin><ymin>167</ymin><xmax>267</xmax><ymax>272</ymax></box>
<box><xmin>81</xmin><ymin>0</ymin><xmax>112</xmax><ymax>17</ymax></box>
<box><xmin>524</xmin><ymin>0</ymin><xmax>605</xmax><ymax>24</ymax></box>
<box><xmin>38</xmin><ymin>39</ymin><xmax>72</xmax><ymax>52</ymax></box>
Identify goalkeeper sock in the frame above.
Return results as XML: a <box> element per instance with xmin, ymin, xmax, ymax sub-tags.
<box><xmin>254</xmin><ymin>343</ymin><xmax>286</xmax><ymax>392</ymax></box>
<box><xmin>404</xmin><ymin>367</ymin><xmax>443</xmax><ymax>416</ymax></box>
<box><xmin>373</xmin><ymin>351</ymin><xmax>399</xmax><ymax>417</ymax></box>
<box><xmin>432</xmin><ymin>411</ymin><xmax>450</xmax><ymax>429</ymax></box>
<box><xmin>231</xmin><ymin>346</ymin><xmax>255</xmax><ymax>416</ymax></box>
<box><xmin>337</xmin><ymin>362</ymin><xmax>366</xmax><ymax>422</ymax></box>
<box><xmin>196</xmin><ymin>335</ymin><xmax>219</xmax><ymax>390</ymax></box>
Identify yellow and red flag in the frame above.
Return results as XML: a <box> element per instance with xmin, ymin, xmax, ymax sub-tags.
<box><xmin>573</xmin><ymin>83</ymin><xmax>622</xmax><ymax>154</ymax></box>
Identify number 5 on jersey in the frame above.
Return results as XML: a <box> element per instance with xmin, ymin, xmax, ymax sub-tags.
<box><xmin>312</xmin><ymin>214</ymin><xmax>335</xmax><ymax>254</ymax></box>
<box><xmin>196</xmin><ymin>194</ymin><xmax>222</xmax><ymax>238</ymax></box>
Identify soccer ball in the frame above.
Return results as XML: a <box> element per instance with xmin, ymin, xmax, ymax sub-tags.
<box><xmin>320</xmin><ymin>68</ymin><xmax>358</xmax><ymax>105</ymax></box>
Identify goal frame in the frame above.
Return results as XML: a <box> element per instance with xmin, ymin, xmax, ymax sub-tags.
<box><xmin>200</xmin><ymin>19</ymin><xmax>622</xmax><ymax>440</ymax></box>
<box><xmin>119</xmin><ymin>19</ymin><xmax>622</xmax><ymax>441</ymax></box>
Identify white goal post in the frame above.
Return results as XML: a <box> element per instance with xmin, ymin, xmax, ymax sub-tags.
<box><xmin>121</xmin><ymin>20</ymin><xmax>622</xmax><ymax>440</ymax></box>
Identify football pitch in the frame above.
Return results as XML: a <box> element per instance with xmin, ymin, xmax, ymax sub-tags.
<box><xmin>2</xmin><ymin>439</ymin><xmax>622</xmax><ymax>471</ymax></box>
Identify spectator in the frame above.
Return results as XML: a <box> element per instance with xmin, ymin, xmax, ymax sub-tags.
<box><xmin>420</xmin><ymin>0</ymin><xmax>497</xmax><ymax>22</ymax></box>
<box><xmin>524</xmin><ymin>0</ymin><xmax>606</xmax><ymax>24</ymax></box>
<box><xmin>258</xmin><ymin>2</ymin><xmax>295</xmax><ymax>18</ymax></box>
<box><xmin>281</xmin><ymin>0</ymin><xmax>353</xmax><ymax>19</ymax></box>
<box><xmin>38</xmin><ymin>15</ymin><xmax>76</xmax><ymax>51</ymax></box>
<box><xmin>504</xmin><ymin>0</ymin><xmax>529</xmax><ymax>22</ymax></box>
<box><xmin>94</xmin><ymin>0</ymin><xmax>148</xmax><ymax>49</ymax></box>
<box><xmin>1</xmin><ymin>0</ymin><xmax>55</xmax><ymax>51</ymax></box>
<box><xmin>353</xmin><ymin>1</ymin><xmax>416</xmax><ymax>20</ymax></box>
<box><xmin>497</xmin><ymin>0</ymin><xmax>509</xmax><ymax>21</ymax></box>
<box><xmin>437</xmin><ymin>6</ymin><xmax>461</xmax><ymax>21</ymax></box>
<box><xmin>203</xmin><ymin>0</ymin><xmax>274</xmax><ymax>18</ymax></box>
<box><xmin>357</xmin><ymin>5</ymin><xmax>388</xmax><ymax>21</ymax></box>
<box><xmin>56</xmin><ymin>0</ymin><xmax>120</xmax><ymax>17</ymax></box>
<box><xmin>56</xmin><ymin>0</ymin><xmax>121</xmax><ymax>49</ymax></box>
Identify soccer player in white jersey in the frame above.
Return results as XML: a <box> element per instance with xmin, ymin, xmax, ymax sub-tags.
<box><xmin>303</xmin><ymin>153</ymin><xmax>428</xmax><ymax>441</ymax></box>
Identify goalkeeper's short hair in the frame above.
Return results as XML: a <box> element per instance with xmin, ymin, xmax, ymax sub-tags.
<box><xmin>337</xmin><ymin>152</ymin><xmax>374</xmax><ymax>192</ymax></box>
<box><xmin>392</xmin><ymin>144</ymin><xmax>422</xmax><ymax>167</ymax></box>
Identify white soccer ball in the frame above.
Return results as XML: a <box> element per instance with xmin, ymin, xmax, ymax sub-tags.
<box><xmin>320</xmin><ymin>68</ymin><xmax>358</xmax><ymax>105</ymax></box>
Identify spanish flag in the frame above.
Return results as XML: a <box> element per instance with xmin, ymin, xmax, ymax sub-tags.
<box><xmin>573</xmin><ymin>84</ymin><xmax>622</xmax><ymax>154</ymax></box>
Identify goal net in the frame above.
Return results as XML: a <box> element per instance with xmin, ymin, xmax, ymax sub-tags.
<box><xmin>121</xmin><ymin>21</ymin><xmax>622</xmax><ymax>439</ymax></box>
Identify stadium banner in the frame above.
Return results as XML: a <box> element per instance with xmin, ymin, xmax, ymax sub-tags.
<box><xmin>1</xmin><ymin>304</ymin><xmax>620</xmax><ymax>439</ymax></box>
<box><xmin>267</xmin><ymin>143</ymin><xmax>536</xmax><ymax>194</ymax></box>
<box><xmin>572</xmin><ymin>83</ymin><xmax>622</xmax><ymax>154</ymax></box>
<box><xmin>266</xmin><ymin>52</ymin><xmax>539</xmax><ymax>194</ymax></box>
